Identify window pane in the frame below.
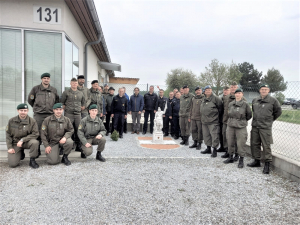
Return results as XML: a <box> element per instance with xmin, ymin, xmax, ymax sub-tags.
<box><xmin>25</xmin><ymin>31</ymin><xmax>62</xmax><ymax>117</ymax></box>
<box><xmin>72</xmin><ymin>44</ymin><xmax>79</xmax><ymax>78</ymax></box>
<box><xmin>64</xmin><ymin>36</ymin><xmax>72</xmax><ymax>88</ymax></box>
<box><xmin>0</xmin><ymin>29</ymin><xmax>22</xmax><ymax>142</ymax></box>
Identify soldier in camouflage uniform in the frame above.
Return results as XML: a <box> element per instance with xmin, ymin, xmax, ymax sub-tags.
<box><xmin>89</xmin><ymin>80</ymin><xmax>103</xmax><ymax>118</ymax></box>
<box><xmin>77</xmin><ymin>75</ymin><xmax>91</xmax><ymax>118</ymax></box>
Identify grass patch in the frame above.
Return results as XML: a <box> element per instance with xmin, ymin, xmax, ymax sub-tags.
<box><xmin>277</xmin><ymin>109</ymin><xmax>300</xmax><ymax>124</ymax></box>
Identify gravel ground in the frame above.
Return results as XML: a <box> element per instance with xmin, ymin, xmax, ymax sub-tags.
<box><xmin>0</xmin><ymin>133</ymin><xmax>300</xmax><ymax>224</ymax></box>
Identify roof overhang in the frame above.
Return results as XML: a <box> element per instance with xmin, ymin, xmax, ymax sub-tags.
<box><xmin>98</xmin><ymin>61</ymin><xmax>121</xmax><ymax>72</ymax></box>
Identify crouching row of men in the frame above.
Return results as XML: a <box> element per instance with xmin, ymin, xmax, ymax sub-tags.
<box><xmin>6</xmin><ymin>103</ymin><xmax>106</xmax><ymax>169</ymax></box>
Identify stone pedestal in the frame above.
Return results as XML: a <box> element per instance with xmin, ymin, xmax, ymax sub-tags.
<box><xmin>152</xmin><ymin>132</ymin><xmax>164</xmax><ymax>144</ymax></box>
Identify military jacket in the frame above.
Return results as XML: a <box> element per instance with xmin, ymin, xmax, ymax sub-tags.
<box><xmin>200</xmin><ymin>94</ymin><xmax>223</xmax><ymax>125</ymax></box>
<box><xmin>6</xmin><ymin>116</ymin><xmax>39</xmax><ymax>149</ymax></box>
<box><xmin>190</xmin><ymin>94</ymin><xmax>205</xmax><ymax>121</ymax></box>
<box><xmin>77</xmin><ymin>116</ymin><xmax>107</xmax><ymax>145</ymax></box>
<box><xmin>77</xmin><ymin>86</ymin><xmax>91</xmax><ymax>114</ymax></box>
<box><xmin>41</xmin><ymin>115</ymin><xmax>74</xmax><ymax>147</ymax></box>
<box><xmin>223</xmin><ymin>93</ymin><xmax>247</xmax><ymax>124</ymax></box>
<box><xmin>89</xmin><ymin>88</ymin><xmax>103</xmax><ymax>114</ymax></box>
<box><xmin>179</xmin><ymin>93</ymin><xmax>194</xmax><ymax>118</ymax></box>
<box><xmin>61</xmin><ymin>88</ymin><xmax>85</xmax><ymax>115</ymax></box>
<box><xmin>252</xmin><ymin>95</ymin><xmax>282</xmax><ymax>129</ymax></box>
<box><xmin>227</xmin><ymin>100</ymin><xmax>252</xmax><ymax>128</ymax></box>
<box><xmin>28</xmin><ymin>83</ymin><xmax>59</xmax><ymax>114</ymax></box>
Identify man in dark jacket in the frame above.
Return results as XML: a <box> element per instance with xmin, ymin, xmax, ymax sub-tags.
<box><xmin>105</xmin><ymin>87</ymin><xmax>115</xmax><ymax>136</ymax></box>
<box><xmin>111</xmin><ymin>88</ymin><xmax>128</xmax><ymax>138</ymax></box>
<box><xmin>247</xmin><ymin>84</ymin><xmax>282</xmax><ymax>174</ymax></box>
<box><xmin>123</xmin><ymin>87</ymin><xmax>130</xmax><ymax>134</ymax></box>
<box><xmin>129</xmin><ymin>87</ymin><xmax>144</xmax><ymax>134</ymax></box>
<box><xmin>142</xmin><ymin>85</ymin><xmax>158</xmax><ymax>134</ymax></box>
<box><xmin>170</xmin><ymin>92</ymin><xmax>181</xmax><ymax>139</ymax></box>
<box><xmin>200</xmin><ymin>85</ymin><xmax>223</xmax><ymax>157</ymax></box>
<box><xmin>156</xmin><ymin>89</ymin><xmax>168</xmax><ymax>136</ymax></box>
<box><xmin>165</xmin><ymin>91</ymin><xmax>175</xmax><ymax>137</ymax></box>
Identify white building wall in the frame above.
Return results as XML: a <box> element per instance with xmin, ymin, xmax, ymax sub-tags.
<box><xmin>0</xmin><ymin>0</ymin><xmax>102</xmax><ymax>81</ymax></box>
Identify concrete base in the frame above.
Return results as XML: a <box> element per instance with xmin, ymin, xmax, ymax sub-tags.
<box><xmin>152</xmin><ymin>132</ymin><xmax>164</xmax><ymax>144</ymax></box>
<box><xmin>245</xmin><ymin>145</ymin><xmax>300</xmax><ymax>183</ymax></box>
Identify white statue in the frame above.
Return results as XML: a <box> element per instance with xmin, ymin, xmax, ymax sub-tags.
<box><xmin>153</xmin><ymin>105</ymin><xmax>167</xmax><ymax>133</ymax></box>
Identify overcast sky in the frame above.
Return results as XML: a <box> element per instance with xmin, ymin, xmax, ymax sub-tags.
<box><xmin>96</xmin><ymin>0</ymin><xmax>300</xmax><ymax>85</ymax></box>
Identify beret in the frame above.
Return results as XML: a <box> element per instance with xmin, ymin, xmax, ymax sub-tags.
<box><xmin>104</xmin><ymin>84</ymin><xmax>108</xmax><ymax>87</ymax></box>
<box><xmin>182</xmin><ymin>85</ymin><xmax>189</xmax><ymax>89</ymax></box>
<box><xmin>89</xmin><ymin>104</ymin><xmax>98</xmax><ymax>110</ymax></box>
<box><xmin>204</xmin><ymin>85</ymin><xmax>212</xmax><ymax>90</ymax></box>
<box><xmin>77</xmin><ymin>75</ymin><xmax>85</xmax><ymax>79</ymax></box>
<box><xmin>41</xmin><ymin>73</ymin><xmax>50</xmax><ymax>79</ymax></box>
<box><xmin>235</xmin><ymin>88</ymin><xmax>243</xmax><ymax>93</ymax></box>
<box><xmin>260</xmin><ymin>84</ymin><xmax>269</xmax><ymax>89</ymax></box>
<box><xmin>53</xmin><ymin>103</ymin><xmax>63</xmax><ymax>109</ymax></box>
<box><xmin>195</xmin><ymin>86</ymin><xmax>201</xmax><ymax>91</ymax></box>
<box><xmin>17</xmin><ymin>103</ymin><xmax>28</xmax><ymax>110</ymax></box>
<box><xmin>108</xmin><ymin>87</ymin><xmax>115</xmax><ymax>91</ymax></box>
<box><xmin>91</xmin><ymin>80</ymin><xmax>98</xmax><ymax>84</ymax></box>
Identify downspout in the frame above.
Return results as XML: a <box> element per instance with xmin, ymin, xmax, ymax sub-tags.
<box><xmin>84</xmin><ymin>34</ymin><xmax>102</xmax><ymax>87</ymax></box>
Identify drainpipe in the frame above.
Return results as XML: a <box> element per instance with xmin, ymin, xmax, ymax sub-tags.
<box><xmin>84</xmin><ymin>34</ymin><xmax>102</xmax><ymax>87</ymax></box>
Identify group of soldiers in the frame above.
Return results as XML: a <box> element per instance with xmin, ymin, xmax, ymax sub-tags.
<box><xmin>6</xmin><ymin>73</ymin><xmax>282</xmax><ymax>174</ymax></box>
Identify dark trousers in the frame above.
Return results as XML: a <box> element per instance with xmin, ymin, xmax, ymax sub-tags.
<box><xmin>113</xmin><ymin>113</ymin><xmax>125</xmax><ymax>135</ymax></box>
<box><xmin>123</xmin><ymin>118</ymin><xmax>127</xmax><ymax>132</ymax></box>
<box><xmin>172</xmin><ymin>116</ymin><xmax>180</xmax><ymax>137</ymax></box>
<box><xmin>163</xmin><ymin>116</ymin><xmax>170</xmax><ymax>134</ymax></box>
<box><xmin>105</xmin><ymin>112</ymin><xmax>114</xmax><ymax>134</ymax></box>
<box><xmin>143</xmin><ymin>110</ymin><xmax>155</xmax><ymax>133</ymax></box>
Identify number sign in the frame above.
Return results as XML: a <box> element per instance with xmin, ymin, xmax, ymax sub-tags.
<box><xmin>33</xmin><ymin>6</ymin><xmax>61</xmax><ymax>24</ymax></box>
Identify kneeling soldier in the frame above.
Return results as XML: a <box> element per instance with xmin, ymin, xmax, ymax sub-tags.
<box><xmin>77</xmin><ymin>104</ymin><xmax>106</xmax><ymax>161</ymax></box>
<box><xmin>41</xmin><ymin>103</ymin><xmax>74</xmax><ymax>166</ymax></box>
<box><xmin>6</xmin><ymin>103</ymin><xmax>40</xmax><ymax>168</ymax></box>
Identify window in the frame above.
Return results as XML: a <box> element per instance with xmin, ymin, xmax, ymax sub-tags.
<box><xmin>0</xmin><ymin>28</ymin><xmax>22</xmax><ymax>142</ymax></box>
<box><xmin>64</xmin><ymin>36</ymin><xmax>78</xmax><ymax>89</ymax></box>
<box><xmin>25</xmin><ymin>31</ymin><xmax>62</xmax><ymax>117</ymax></box>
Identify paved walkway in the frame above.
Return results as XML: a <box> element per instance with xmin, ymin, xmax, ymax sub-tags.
<box><xmin>0</xmin><ymin>133</ymin><xmax>299</xmax><ymax>224</ymax></box>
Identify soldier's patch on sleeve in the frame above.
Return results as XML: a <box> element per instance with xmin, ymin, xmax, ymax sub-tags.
<box><xmin>30</xmin><ymin>95</ymin><xmax>34</xmax><ymax>100</ymax></box>
<box><xmin>42</xmin><ymin>125</ymin><xmax>46</xmax><ymax>130</ymax></box>
<box><xmin>6</xmin><ymin>125</ymin><xmax>8</xmax><ymax>131</ymax></box>
<box><xmin>78</xmin><ymin>124</ymin><xmax>82</xmax><ymax>129</ymax></box>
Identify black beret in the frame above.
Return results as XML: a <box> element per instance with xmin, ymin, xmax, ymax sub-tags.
<box><xmin>182</xmin><ymin>85</ymin><xmax>189</xmax><ymax>89</ymax></box>
<box><xmin>41</xmin><ymin>73</ymin><xmax>50</xmax><ymax>79</ymax></box>
<box><xmin>89</xmin><ymin>104</ymin><xmax>98</xmax><ymax>110</ymax></box>
<box><xmin>91</xmin><ymin>80</ymin><xmax>98</xmax><ymax>84</ymax></box>
<box><xmin>108</xmin><ymin>87</ymin><xmax>115</xmax><ymax>91</ymax></box>
<box><xmin>17</xmin><ymin>103</ymin><xmax>28</xmax><ymax>110</ymax></box>
<box><xmin>195</xmin><ymin>86</ymin><xmax>201</xmax><ymax>91</ymax></box>
<box><xmin>235</xmin><ymin>88</ymin><xmax>243</xmax><ymax>93</ymax></box>
<box><xmin>260</xmin><ymin>84</ymin><xmax>270</xmax><ymax>89</ymax></box>
<box><xmin>77</xmin><ymin>75</ymin><xmax>85</xmax><ymax>79</ymax></box>
<box><xmin>53</xmin><ymin>103</ymin><xmax>63</xmax><ymax>109</ymax></box>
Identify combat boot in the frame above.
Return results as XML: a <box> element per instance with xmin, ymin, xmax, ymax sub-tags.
<box><xmin>189</xmin><ymin>140</ymin><xmax>198</xmax><ymax>148</ymax></box>
<box><xmin>174</xmin><ymin>136</ymin><xmax>179</xmax><ymax>140</ymax></box>
<box><xmin>196</xmin><ymin>142</ymin><xmax>202</xmax><ymax>150</ymax></box>
<box><xmin>180</xmin><ymin>136</ymin><xmax>186</xmax><ymax>145</ymax></box>
<box><xmin>233</xmin><ymin>153</ymin><xmax>239</xmax><ymax>161</ymax></box>
<box><xmin>223</xmin><ymin>154</ymin><xmax>234</xmax><ymax>164</ymax></box>
<box><xmin>61</xmin><ymin>154</ymin><xmax>71</xmax><ymax>166</ymax></box>
<box><xmin>185</xmin><ymin>136</ymin><xmax>190</xmax><ymax>146</ymax></box>
<box><xmin>81</xmin><ymin>151</ymin><xmax>86</xmax><ymax>159</ymax></box>
<box><xmin>96</xmin><ymin>151</ymin><xmax>106</xmax><ymax>162</ymax></box>
<box><xmin>263</xmin><ymin>162</ymin><xmax>270</xmax><ymax>174</ymax></box>
<box><xmin>201</xmin><ymin>146</ymin><xmax>211</xmax><ymax>154</ymax></box>
<box><xmin>247</xmin><ymin>159</ymin><xmax>261</xmax><ymax>167</ymax></box>
<box><xmin>59</xmin><ymin>146</ymin><xmax>64</xmax><ymax>155</ymax></box>
<box><xmin>217</xmin><ymin>144</ymin><xmax>226</xmax><ymax>152</ymax></box>
<box><xmin>29</xmin><ymin>158</ymin><xmax>39</xmax><ymax>169</ymax></box>
<box><xmin>238</xmin><ymin>157</ymin><xmax>244</xmax><ymax>168</ymax></box>
<box><xmin>21</xmin><ymin>149</ymin><xmax>25</xmax><ymax>160</ymax></box>
<box><xmin>221</xmin><ymin>150</ymin><xmax>229</xmax><ymax>158</ymax></box>
<box><xmin>211</xmin><ymin>148</ymin><xmax>217</xmax><ymax>158</ymax></box>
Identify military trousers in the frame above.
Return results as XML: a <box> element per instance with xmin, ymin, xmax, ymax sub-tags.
<box><xmin>226</xmin><ymin>126</ymin><xmax>247</xmax><ymax>157</ymax></box>
<box><xmin>65</xmin><ymin>113</ymin><xmax>81</xmax><ymax>144</ymax></box>
<box><xmin>81</xmin><ymin>112</ymin><xmax>89</xmax><ymax>119</ymax></box>
<box><xmin>191</xmin><ymin>120</ymin><xmax>203</xmax><ymax>142</ymax></box>
<box><xmin>222</xmin><ymin>123</ymin><xmax>227</xmax><ymax>148</ymax></box>
<box><xmin>179</xmin><ymin>117</ymin><xmax>191</xmax><ymax>136</ymax></box>
<box><xmin>34</xmin><ymin>113</ymin><xmax>53</xmax><ymax>141</ymax></box>
<box><xmin>132</xmin><ymin>112</ymin><xmax>141</xmax><ymax>132</ymax></box>
<box><xmin>8</xmin><ymin>139</ymin><xmax>39</xmax><ymax>168</ymax></box>
<box><xmin>202</xmin><ymin>123</ymin><xmax>220</xmax><ymax>148</ymax></box>
<box><xmin>81</xmin><ymin>137</ymin><xmax>106</xmax><ymax>156</ymax></box>
<box><xmin>46</xmin><ymin>138</ymin><xmax>73</xmax><ymax>165</ymax></box>
<box><xmin>250</xmin><ymin>127</ymin><xmax>273</xmax><ymax>162</ymax></box>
